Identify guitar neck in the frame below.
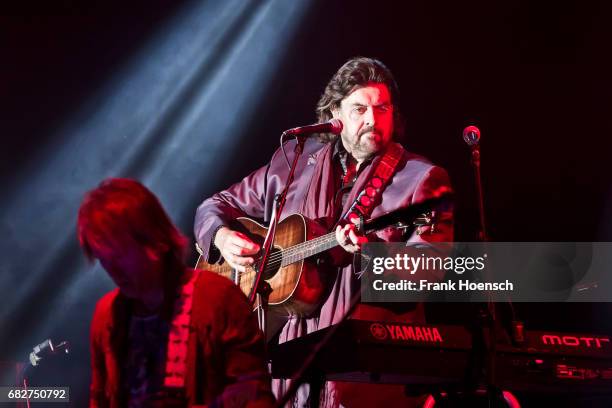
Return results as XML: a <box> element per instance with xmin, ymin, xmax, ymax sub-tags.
<box><xmin>275</xmin><ymin>192</ymin><xmax>452</xmax><ymax>268</ymax></box>
<box><xmin>280</xmin><ymin>231</ymin><xmax>338</xmax><ymax>266</ymax></box>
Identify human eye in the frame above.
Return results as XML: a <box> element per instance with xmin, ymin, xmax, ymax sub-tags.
<box><xmin>377</xmin><ymin>104</ymin><xmax>392</xmax><ymax>113</ymax></box>
<box><xmin>353</xmin><ymin>106</ymin><xmax>367</xmax><ymax>114</ymax></box>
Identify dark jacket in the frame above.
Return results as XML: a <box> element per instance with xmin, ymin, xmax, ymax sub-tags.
<box><xmin>89</xmin><ymin>270</ymin><xmax>274</xmax><ymax>407</ymax></box>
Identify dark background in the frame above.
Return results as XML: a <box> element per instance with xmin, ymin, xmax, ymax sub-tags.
<box><xmin>2</xmin><ymin>0</ymin><xmax>612</xmax><ymax>405</ymax></box>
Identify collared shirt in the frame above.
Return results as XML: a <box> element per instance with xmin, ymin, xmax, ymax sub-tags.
<box><xmin>332</xmin><ymin>139</ymin><xmax>373</xmax><ymax>218</ymax></box>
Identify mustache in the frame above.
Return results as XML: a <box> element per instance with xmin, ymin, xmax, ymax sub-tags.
<box><xmin>358</xmin><ymin>126</ymin><xmax>380</xmax><ymax>137</ymax></box>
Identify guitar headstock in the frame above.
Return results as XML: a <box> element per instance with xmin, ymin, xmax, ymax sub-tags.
<box><xmin>363</xmin><ymin>192</ymin><xmax>452</xmax><ymax>235</ymax></box>
<box><xmin>413</xmin><ymin>211</ymin><xmax>437</xmax><ymax>235</ymax></box>
<box><xmin>385</xmin><ymin>211</ymin><xmax>436</xmax><ymax>234</ymax></box>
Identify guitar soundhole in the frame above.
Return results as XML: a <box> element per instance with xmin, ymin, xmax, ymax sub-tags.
<box><xmin>256</xmin><ymin>246</ymin><xmax>283</xmax><ymax>280</ymax></box>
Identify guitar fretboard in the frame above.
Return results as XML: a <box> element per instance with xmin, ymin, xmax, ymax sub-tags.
<box><xmin>263</xmin><ymin>232</ymin><xmax>338</xmax><ymax>273</ymax></box>
<box><xmin>260</xmin><ymin>192</ymin><xmax>450</xmax><ymax>274</ymax></box>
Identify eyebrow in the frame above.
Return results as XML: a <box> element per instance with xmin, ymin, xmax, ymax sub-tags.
<box><xmin>349</xmin><ymin>102</ymin><xmax>392</xmax><ymax>107</ymax></box>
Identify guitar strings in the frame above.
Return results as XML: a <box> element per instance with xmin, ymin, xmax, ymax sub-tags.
<box><xmin>274</xmin><ymin>231</ymin><xmax>337</xmax><ymax>258</ymax></box>
<box><xmin>233</xmin><ymin>232</ymin><xmax>339</xmax><ymax>278</ymax></box>
<box><xmin>234</xmin><ymin>215</ymin><xmax>383</xmax><ymax>278</ymax></box>
<box><xmin>235</xmin><ymin>236</ymin><xmax>335</xmax><ymax>277</ymax></box>
<box><xmin>260</xmin><ymin>232</ymin><xmax>336</xmax><ymax>266</ymax></box>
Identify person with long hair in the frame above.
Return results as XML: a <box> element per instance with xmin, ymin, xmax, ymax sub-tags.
<box><xmin>195</xmin><ymin>57</ymin><xmax>453</xmax><ymax>407</ymax></box>
<box><xmin>79</xmin><ymin>178</ymin><xmax>274</xmax><ymax>407</ymax></box>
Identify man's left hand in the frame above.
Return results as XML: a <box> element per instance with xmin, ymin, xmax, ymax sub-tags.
<box><xmin>335</xmin><ymin>223</ymin><xmax>368</xmax><ymax>254</ymax></box>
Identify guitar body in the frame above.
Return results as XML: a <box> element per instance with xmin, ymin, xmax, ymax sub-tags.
<box><xmin>195</xmin><ymin>214</ymin><xmax>331</xmax><ymax>317</ymax></box>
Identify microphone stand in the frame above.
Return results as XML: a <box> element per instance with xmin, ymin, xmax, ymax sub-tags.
<box><xmin>469</xmin><ymin>139</ymin><xmax>524</xmax><ymax>407</ymax></box>
<box><xmin>470</xmin><ymin>145</ymin><xmax>488</xmax><ymax>243</ymax></box>
<box><xmin>19</xmin><ymin>339</ymin><xmax>69</xmax><ymax>408</ymax></box>
<box><xmin>249</xmin><ymin>134</ymin><xmax>306</xmax><ymax>340</ymax></box>
<box><xmin>467</xmin><ymin>136</ymin><xmax>506</xmax><ymax>406</ymax></box>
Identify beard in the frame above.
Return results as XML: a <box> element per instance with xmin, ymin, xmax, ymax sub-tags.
<box><xmin>342</xmin><ymin>126</ymin><xmax>390</xmax><ymax>162</ymax></box>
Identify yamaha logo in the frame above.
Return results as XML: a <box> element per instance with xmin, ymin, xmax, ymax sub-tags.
<box><xmin>370</xmin><ymin>323</ymin><xmax>388</xmax><ymax>340</ymax></box>
<box><xmin>369</xmin><ymin>323</ymin><xmax>444</xmax><ymax>343</ymax></box>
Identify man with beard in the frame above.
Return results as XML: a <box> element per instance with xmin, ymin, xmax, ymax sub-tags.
<box><xmin>195</xmin><ymin>57</ymin><xmax>453</xmax><ymax>407</ymax></box>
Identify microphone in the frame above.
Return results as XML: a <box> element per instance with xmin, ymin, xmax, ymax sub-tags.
<box><xmin>29</xmin><ymin>339</ymin><xmax>70</xmax><ymax>366</ymax></box>
<box><xmin>283</xmin><ymin>119</ymin><xmax>343</xmax><ymax>137</ymax></box>
<box><xmin>463</xmin><ymin>125</ymin><xmax>480</xmax><ymax>147</ymax></box>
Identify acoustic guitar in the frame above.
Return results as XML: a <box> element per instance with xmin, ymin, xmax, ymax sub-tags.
<box><xmin>195</xmin><ymin>194</ymin><xmax>449</xmax><ymax>316</ymax></box>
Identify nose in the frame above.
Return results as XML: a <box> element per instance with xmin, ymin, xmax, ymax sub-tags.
<box><xmin>364</xmin><ymin>106</ymin><xmax>376</xmax><ymax>127</ymax></box>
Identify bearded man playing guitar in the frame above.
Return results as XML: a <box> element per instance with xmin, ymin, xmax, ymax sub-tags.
<box><xmin>194</xmin><ymin>57</ymin><xmax>453</xmax><ymax>407</ymax></box>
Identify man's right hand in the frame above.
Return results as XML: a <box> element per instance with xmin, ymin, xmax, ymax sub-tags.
<box><xmin>213</xmin><ymin>227</ymin><xmax>260</xmax><ymax>272</ymax></box>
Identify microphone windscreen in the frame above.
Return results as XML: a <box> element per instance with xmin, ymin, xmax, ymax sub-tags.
<box><xmin>329</xmin><ymin>118</ymin><xmax>343</xmax><ymax>135</ymax></box>
<box><xmin>463</xmin><ymin>125</ymin><xmax>481</xmax><ymax>146</ymax></box>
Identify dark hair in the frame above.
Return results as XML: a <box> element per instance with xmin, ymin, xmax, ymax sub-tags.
<box><xmin>316</xmin><ymin>57</ymin><xmax>404</xmax><ymax>142</ymax></box>
<box><xmin>77</xmin><ymin>178</ymin><xmax>187</xmax><ymax>266</ymax></box>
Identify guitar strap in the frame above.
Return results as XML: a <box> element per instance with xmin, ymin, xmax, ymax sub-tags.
<box><xmin>341</xmin><ymin>142</ymin><xmax>404</xmax><ymax>227</ymax></box>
